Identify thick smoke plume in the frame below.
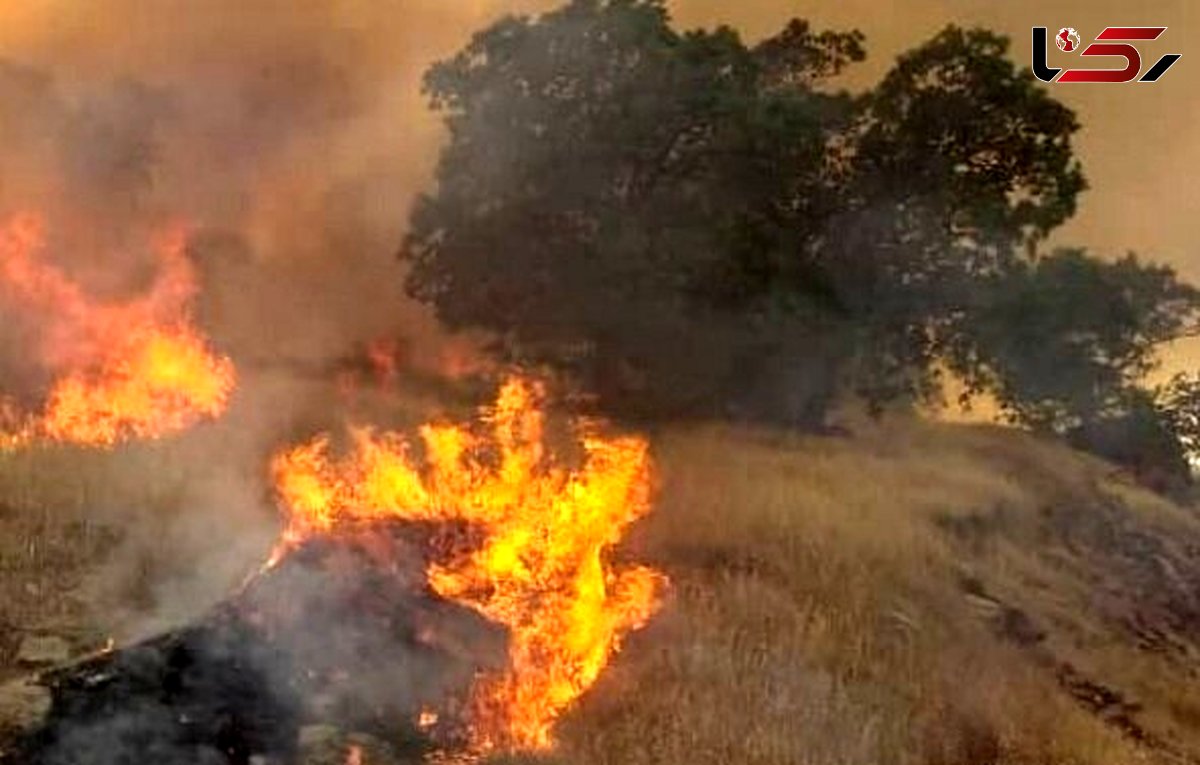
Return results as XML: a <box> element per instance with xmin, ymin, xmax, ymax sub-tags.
<box><xmin>0</xmin><ymin>0</ymin><xmax>545</xmax><ymax>634</ymax></box>
<box><xmin>0</xmin><ymin>1</ymin><xmax>546</xmax><ymax>368</ymax></box>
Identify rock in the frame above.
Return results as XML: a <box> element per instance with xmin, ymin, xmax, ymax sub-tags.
<box><xmin>0</xmin><ymin>677</ymin><xmax>51</xmax><ymax>736</ymax></box>
<box><xmin>15</xmin><ymin>635</ymin><xmax>71</xmax><ymax>668</ymax></box>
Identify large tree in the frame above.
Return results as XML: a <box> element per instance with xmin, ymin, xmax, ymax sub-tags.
<box><xmin>402</xmin><ymin>0</ymin><xmax>1195</xmax><ymax>437</ymax></box>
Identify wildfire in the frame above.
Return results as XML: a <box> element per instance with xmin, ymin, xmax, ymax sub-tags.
<box><xmin>269</xmin><ymin>377</ymin><xmax>666</xmax><ymax>751</ymax></box>
<box><xmin>0</xmin><ymin>211</ymin><xmax>235</xmax><ymax>447</ymax></box>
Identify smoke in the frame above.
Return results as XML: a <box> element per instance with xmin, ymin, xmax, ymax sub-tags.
<box><xmin>0</xmin><ymin>1</ymin><xmax>516</xmax><ymax>364</ymax></box>
<box><xmin>0</xmin><ymin>1</ymin><xmax>551</xmax><ymax>635</ymax></box>
<box><xmin>21</xmin><ymin>531</ymin><xmax>507</xmax><ymax>765</ymax></box>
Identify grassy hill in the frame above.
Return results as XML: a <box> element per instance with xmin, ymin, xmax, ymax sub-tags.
<box><xmin>2</xmin><ymin>389</ymin><xmax>1200</xmax><ymax>764</ymax></box>
<box><xmin>553</xmin><ymin>417</ymin><xmax>1200</xmax><ymax>765</ymax></box>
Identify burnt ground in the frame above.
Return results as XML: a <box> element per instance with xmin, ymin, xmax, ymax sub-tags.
<box><xmin>0</xmin><ymin>525</ymin><xmax>506</xmax><ymax>765</ymax></box>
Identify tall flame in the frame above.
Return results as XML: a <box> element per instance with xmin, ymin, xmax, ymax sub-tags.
<box><xmin>270</xmin><ymin>377</ymin><xmax>666</xmax><ymax>751</ymax></box>
<box><xmin>0</xmin><ymin>211</ymin><xmax>235</xmax><ymax>447</ymax></box>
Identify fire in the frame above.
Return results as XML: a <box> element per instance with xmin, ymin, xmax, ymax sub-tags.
<box><xmin>365</xmin><ymin>337</ymin><xmax>403</xmax><ymax>388</ymax></box>
<box><xmin>418</xmin><ymin>708</ymin><xmax>440</xmax><ymax>731</ymax></box>
<box><xmin>0</xmin><ymin>211</ymin><xmax>235</xmax><ymax>447</ymax></box>
<box><xmin>270</xmin><ymin>377</ymin><xmax>666</xmax><ymax>751</ymax></box>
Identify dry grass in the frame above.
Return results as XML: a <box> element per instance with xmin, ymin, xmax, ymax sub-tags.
<box><xmin>543</xmin><ymin>416</ymin><xmax>1200</xmax><ymax>765</ymax></box>
<box><xmin>0</xmin><ymin>369</ymin><xmax>483</xmax><ymax>663</ymax></box>
<box><xmin>3</xmin><ymin>390</ymin><xmax>1200</xmax><ymax>764</ymax></box>
<box><xmin>0</xmin><ymin>446</ymin><xmax>160</xmax><ymax>657</ymax></box>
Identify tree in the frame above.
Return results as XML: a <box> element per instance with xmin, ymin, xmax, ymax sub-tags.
<box><xmin>402</xmin><ymin>0</ymin><xmax>1188</xmax><ymax>444</ymax></box>
<box><xmin>404</xmin><ymin>1</ymin><xmax>866</xmax><ymax>421</ymax></box>
<box><xmin>1156</xmin><ymin>373</ymin><xmax>1200</xmax><ymax>460</ymax></box>
<box><xmin>935</xmin><ymin>249</ymin><xmax>1199</xmax><ymax>491</ymax></box>
<box><xmin>828</xmin><ymin>27</ymin><xmax>1085</xmax><ymax>407</ymax></box>
<box><xmin>1068</xmin><ymin>389</ymin><xmax>1194</xmax><ymax>496</ymax></box>
<box><xmin>948</xmin><ymin>249</ymin><xmax>1200</xmax><ymax>431</ymax></box>
<box><xmin>1133</xmin><ymin>373</ymin><xmax>1200</xmax><ymax>491</ymax></box>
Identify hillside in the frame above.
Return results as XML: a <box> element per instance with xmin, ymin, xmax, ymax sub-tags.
<box><xmin>2</xmin><ymin>400</ymin><xmax>1200</xmax><ymax>764</ymax></box>
<box><xmin>550</xmin><ymin>417</ymin><xmax>1200</xmax><ymax>765</ymax></box>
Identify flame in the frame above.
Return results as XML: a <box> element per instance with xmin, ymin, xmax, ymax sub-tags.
<box><xmin>365</xmin><ymin>337</ymin><xmax>403</xmax><ymax>388</ymax></box>
<box><xmin>0</xmin><ymin>211</ymin><xmax>235</xmax><ymax>447</ymax></box>
<box><xmin>269</xmin><ymin>377</ymin><xmax>666</xmax><ymax>751</ymax></box>
<box><xmin>418</xmin><ymin>708</ymin><xmax>440</xmax><ymax>731</ymax></box>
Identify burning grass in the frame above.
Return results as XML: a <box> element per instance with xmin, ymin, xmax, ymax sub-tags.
<box><xmin>0</xmin><ymin>212</ymin><xmax>235</xmax><ymax>448</ymax></box>
<box><xmin>268</xmin><ymin>378</ymin><xmax>667</xmax><ymax>753</ymax></box>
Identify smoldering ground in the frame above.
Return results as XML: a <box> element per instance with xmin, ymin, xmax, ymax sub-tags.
<box><xmin>11</xmin><ymin>528</ymin><xmax>508</xmax><ymax>765</ymax></box>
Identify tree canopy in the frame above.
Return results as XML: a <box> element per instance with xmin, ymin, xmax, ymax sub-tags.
<box><xmin>403</xmin><ymin>0</ymin><xmax>1200</xmax><ymax>479</ymax></box>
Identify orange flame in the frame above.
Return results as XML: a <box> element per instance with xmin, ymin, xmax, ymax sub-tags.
<box><xmin>269</xmin><ymin>377</ymin><xmax>666</xmax><ymax>751</ymax></box>
<box><xmin>0</xmin><ymin>211</ymin><xmax>235</xmax><ymax>447</ymax></box>
<box><xmin>365</xmin><ymin>337</ymin><xmax>403</xmax><ymax>388</ymax></box>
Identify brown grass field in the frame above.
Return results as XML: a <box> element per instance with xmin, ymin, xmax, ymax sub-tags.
<box><xmin>3</xmin><ymin>383</ymin><xmax>1200</xmax><ymax>764</ymax></box>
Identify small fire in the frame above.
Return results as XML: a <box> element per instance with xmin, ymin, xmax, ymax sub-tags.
<box><xmin>270</xmin><ymin>377</ymin><xmax>666</xmax><ymax>751</ymax></box>
<box><xmin>365</xmin><ymin>337</ymin><xmax>403</xmax><ymax>388</ymax></box>
<box><xmin>418</xmin><ymin>708</ymin><xmax>440</xmax><ymax>731</ymax></box>
<box><xmin>0</xmin><ymin>211</ymin><xmax>235</xmax><ymax>447</ymax></box>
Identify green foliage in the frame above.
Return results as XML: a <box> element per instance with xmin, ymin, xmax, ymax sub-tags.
<box><xmin>830</xmin><ymin>27</ymin><xmax>1086</xmax><ymax>406</ymax></box>
<box><xmin>1151</xmin><ymin>373</ymin><xmax>1200</xmax><ymax>468</ymax></box>
<box><xmin>945</xmin><ymin>251</ymin><xmax>1200</xmax><ymax>490</ymax></box>
<box><xmin>1067</xmin><ymin>390</ymin><xmax>1193</xmax><ymax>496</ymax></box>
<box><xmin>949</xmin><ymin>250</ymin><xmax>1200</xmax><ymax>431</ymax></box>
<box><xmin>405</xmin><ymin>0</ymin><xmax>875</xmax><ymax>420</ymax></box>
